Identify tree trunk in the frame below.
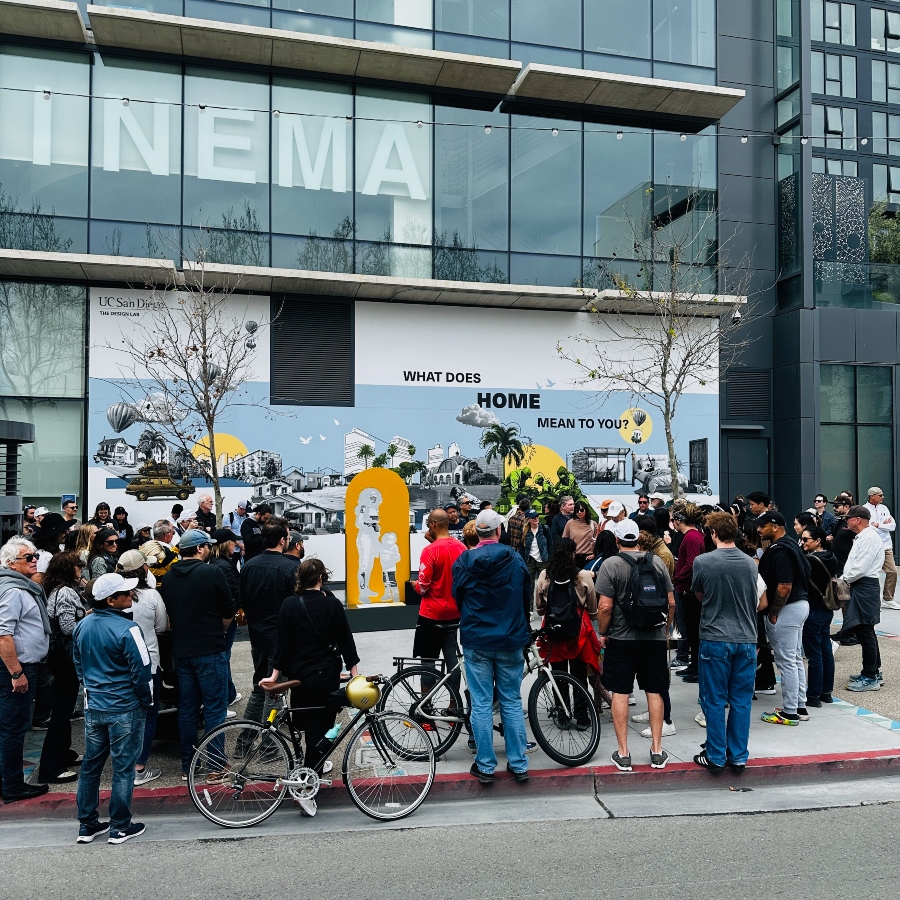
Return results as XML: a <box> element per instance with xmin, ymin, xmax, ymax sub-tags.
<box><xmin>208</xmin><ymin>429</ymin><xmax>223</xmax><ymax>527</ymax></box>
<box><xmin>664</xmin><ymin>402</ymin><xmax>682</xmax><ymax>500</ymax></box>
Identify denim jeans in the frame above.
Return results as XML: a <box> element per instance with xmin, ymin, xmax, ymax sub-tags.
<box><xmin>137</xmin><ymin>670</ymin><xmax>163</xmax><ymax>768</ymax></box>
<box><xmin>224</xmin><ymin>620</ymin><xmax>238</xmax><ymax>704</ymax></box>
<box><xmin>0</xmin><ymin>661</ymin><xmax>38</xmax><ymax>795</ymax></box>
<box><xmin>463</xmin><ymin>647</ymin><xmax>528</xmax><ymax>775</ymax></box>
<box><xmin>76</xmin><ymin>706</ymin><xmax>146</xmax><ymax>831</ymax></box>
<box><xmin>765</xmin><ymin>600</ymin><xmax>809</xmax><ymax>714</ymax></box>
<box><xmin>175</xmin><ymin>652</ymin><xmax>228</xmax><ymax>774</ymax></box>
<box><xmin>802</xmin><ymin>607</ymin><xmax>835</xmax><ymax>700</ymax></box>
<box><xmin>699</xmin><ymin>640</ymin><xmax>756</xmax><ymax>768</ymax></box>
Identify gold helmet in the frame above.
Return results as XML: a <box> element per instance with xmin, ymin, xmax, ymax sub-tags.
<box><xmin>345</xmin><ymin>675</ymin><xmax>380</xmax><ymax>710</ymax></box>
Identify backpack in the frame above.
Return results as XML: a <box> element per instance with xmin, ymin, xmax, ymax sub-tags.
<box><xmin>616</xmin><ymin>552</ymin><xmax>669</xmax><ymax>630</ymax></box>
<box><xmin>808</xmin><ymin>554</ymin><xmax>847</xmax><ymax>611</ymax></box>
<box><xmin>545</xmin><ymin>579</ymin><xmax>582</xmax><ymax>640</ymax></box>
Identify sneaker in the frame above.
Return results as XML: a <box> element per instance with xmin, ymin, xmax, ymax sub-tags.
<box><xmin>650</xmin><ymin>749</ymin><xmax>669</xmax><ymax>769</ymax></box>
<box><xmin>628</xmin><ymin>694</ymin><xmax>636</xmax><ymax>706</ymax></box>
<box><xmin>631</xmin><ymin>710</ymin><xmax>651</xmax><ymax>723</ymax></box>
<box><xmin>524</xmin><ymin>741</ymin><xmax>538</xmax><ymax>754</ymax></box>
<box><xmin>108</xmin><ymin>822</ymin><xmax>145</xmax><ymax>844</ymax></box>
<box><xmin>877</xmin><ymin>672</ymin><xmax>886</xmax><ymax>685</ymax></box>
<box><xmin>805</xmin><ymin>697</ymin><xmax>822</xmax><ymax>708</ymax></box>
<box><xmin>133</xmin><ymin>767</ymin><xmax>161</xmax><ymax>786</ymax></box>
<box><xmin>229</xmin><ymin>692</ymin><xmax>243</xmax><ymax>705</ymax></box>
<box><xmin>847</xmin><ymin>676</ymin><xmax>881</xmax><ymax>692</ymax></box>
<box><xmin>611</xmin><ymin>751</ymin><xmax>632</xmax><ymax>772</ymax></box>
<box><xmin>206</xmin><ymin>768</ymin><xmax>231</xmax><ymax>784</ymax></box>
<box><xmin>76</xmin><ymin>821</ymin><xmax>110</xmax><ymax>844</ymax></box>
<box><xmin>641</xmin><ymin>722</ymin><xmax>676</xmax><ymax>738</ymax></box>
<box><xmin>693</xmin><ymin>751</ymin><xmax>723</xmax><ymax>774</ymax></box>
<box><xmin>726</xmin><ymin>760</ymin><xmax>747</xmax><ymax>774</ymax></box>
<box><xmin>225</xmin><ymin>709</ymin><xmax>237</xmax><ymax>719</ymax></box>
<box><xmin>469</xmin><ymin>762</ymin><xmax>495</xmax><ymax>785</ymax></box>
<box><xmin>680</xmin><ymin>672</ymin><xmax>700</xmax><ymax>684</ymax></box>
<box><xmin>756</xmin><ymin>686</ymin><xmax>777</xmax><ymax>695</ymax></box>
<box><xmin>761</xmin><ymin>710</ymin><xmax>799</xmax><ymax>725</ymax></box>
<box><xmin>881</xmin><ymin>600</ymin><xmax>900</xmax><ymax>610</ymax></box>
<box><xmin>797</xmin><ymin>707</ymin><xmax>810</xmax><ymax>721</ymax></box>
<box><xmin>695</xmin><ymin>711</ymin><xmax>706</xmax><ymax>728</ymax></box>
<box><xmin>48</xmin><ymin>770</ymin><xmax>78</xmax><ymax>784</ymax></box>
<box><xmin>298</xmin><ymin>798</ymin><xmax>317</xmax><ymax>817</ymax></box>
<box><xmin>322</xmin><ymin>760</ymin><xmax>334</xmax><ymax>775</ymax></box>
<box><xmin>820</xmin><ymin>692</ymin><xmax>835</xmax><ymax>703</ymax></box>
<box><xmin>670</xmin><ymin>660</ymin><xmax>689</xmax><ymax>670</ymax></box>
<box><xmin>505</xmin><ymin>763</ymin><xmax>529</xmax><ymax>783</ymax></box>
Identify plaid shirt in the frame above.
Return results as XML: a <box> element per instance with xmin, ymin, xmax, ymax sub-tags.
<box><xmin>507</xmin><ymin>510</ymin><xmax>526</xmax><ymax>550</ymax></box>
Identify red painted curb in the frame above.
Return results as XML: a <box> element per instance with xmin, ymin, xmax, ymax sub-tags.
<box><xmin>3</xmin><ymin>750</ymin><xmax>899</xmax><ymax>819</ymax></box>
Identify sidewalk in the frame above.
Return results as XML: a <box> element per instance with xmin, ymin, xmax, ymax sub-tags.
<box><xmin>10</xmin><ymin>609</ymin><xmax>900</xmax><ymax>816</ymax></box>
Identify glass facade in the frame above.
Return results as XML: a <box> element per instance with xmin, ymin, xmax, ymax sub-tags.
<box><xmin>0</xmin><ymin>46</ymin><xmax>716</xmax><ymax>288</ymax></box>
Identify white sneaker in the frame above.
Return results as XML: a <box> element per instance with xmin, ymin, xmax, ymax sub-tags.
<box><xmin>631</xmin><ymin>711</ymin><xmax>651</xmax><ymax>723</ymax></box>
<box><xmin>322</xmin><ymin>760</ymin><xmax>333</xmax><ymax>774</ymax></box>
<box><xmin>225</xmin><ymin>709</ymin><xmax>237</xmax><ymax>719</ymax></box>
<box><xmin>133</xmin><ymin>767</ymin><xmax>161</xmax><ymax>786</ymax></box>
<box><xmin>882</xmin><ymin>601</ymin><xmax>900</xmax><ymax>610</ymax></box>
<box><xmin>298</xmin><ymin>798</ymin><xmax>317</xmax><ymax>817</ymax></box>
<box><xmin>641</xmin><ymin>722</ymin><xmax>676</xmax><ymax>738</ymax></box>
<box><xmin>628</xmin><ymin>694</ymin><xmax>637</xmax><ymax>706</ymax></box>
<box><xmin>229</xmin><ymin>693</ymin><xmax>243</xmax><ymax>705</ymax></box>
<box><xmin>695</xmin><ymin>711</ymin><xmax>707</xmax><ymax>728</ymax></box>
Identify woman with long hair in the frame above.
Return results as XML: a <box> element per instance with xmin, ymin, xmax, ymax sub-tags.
<box><xmin>87</xmin><ymin>527</ymin><xmax>119</xmax><ymax>579</ymax></box>
<box><xmin>37</xmin><ymin>551</ymin><xmax>87</xmax><ymax>784</ymax></box>
<box><xmin>562</xmin><ymin>500</ymin><xmax>597</xmax><ymax>568</ymax></box>
<box><xmin>89</xmin><ymin>502</ymin><xmax>112</xmax><ymax>528</ymax></box>
<box><xmin>73</xmin><ymin>523</ymin><xmax>98</xmax><ymax>566</ymax></box>
<box><xmin>801</xmin><ymin>526</ymin><xmax>838</xmax><ymax>707</ymax></box>
<box><xmin>117</xmin><ymin>550</ymin><xmax>169</xmax><ymax>785</ymax></box>
<box><xmin>672</xmin><ymin>503</ymin><xmax>706</xmax><ymax>685</ymax></box>
<box><xmin>112</xmin><ymin>507</ymin><xmax>134</xmax><ymax>557</ymax></box>
<box><xmin>534</xmin><ymin>538</ymin><xmax>601</xmax><ymax>728</ymax></box>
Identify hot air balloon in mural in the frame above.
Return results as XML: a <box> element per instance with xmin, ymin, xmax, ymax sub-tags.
<box><xmin>632</xmin><ymin>409</ymin><xmax>647</xmax><ymax>426</ymax></box>
<box><xmin>107</xmin><ymin>402</ymin><xmax>138</xmax><ymax>434</ymax></box>
<box><xmin>631</xmin><ymin>429</ymin><xmax>644</xmax><ymax>444</ymax></box>
<box><xmin>205</xmin><ymin>363</ymin><xmax>222</xmax><ymax>382</ymax></box>
<box><xmin>244</xmin><ymin>320</ymin><xmax>258</xmax><ymax>334</ymax></box>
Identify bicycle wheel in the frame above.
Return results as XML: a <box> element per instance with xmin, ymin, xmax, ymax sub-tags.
<box><xmin>188</xmin><ymin>719</ymin><xmax>293</xmax><ymax>828</ymax></box>
<box><xmin>378</xmin><ymin>666</ymin><xmax>464</xmax><ymax>757</ymax></box>
<box><xmin>342</xmin><ymin>712</ymin><xmax>436</xmax><ymax>820</ymax></box>
<box><xmin>528</xmin><ymin>671</ymin><xmax>600</xmax><ymax>767</ymax></box>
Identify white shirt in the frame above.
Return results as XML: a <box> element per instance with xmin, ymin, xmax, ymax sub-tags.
<box><xmin>131</xmin><ymin>587</ymin><xmax>168</xmax><ymax>672</ymax></box>
<box><xmin>842</xmin><ymin>526</ymin><xmax>885</xmax><ymax>583</ymax></box>
<box><xmin>864</xmin><ymin>502</ymin><xmax>895</xmax><ymax>547</ymax></box>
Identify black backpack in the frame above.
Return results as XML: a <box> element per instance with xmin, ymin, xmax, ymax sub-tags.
<box><xmin>545</xmin><ymin>579</ymin><xmax>582</xmax><ymax>640</ymax></box>
<box><xmin>617</xmin><ymin>552</ymin><xmax>669</xmax><ymax>630</ymax></box>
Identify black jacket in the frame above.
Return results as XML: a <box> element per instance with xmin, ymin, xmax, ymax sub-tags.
<box><xmin>831</xmin><ymin>518</ymin><xmax>854</xmax><ymax>570</ymax></box>
<box><xmin>209</xmin><ymin>556</ymin><xmax>241</xmax><ymax>608</ymax></box>
<box><xmin>196</xmin><ymin>508</ymin><xmax>216</xmax><ymax>534</ymax></box>
<box><xmin>240</xmin><ymin>550</ymin><xmax>298</xmax><ymax>649</ymax></box>
<box><xmin>272</xmin><ymin>589</ymin><xmax>359</xmax><ymax>681</ymax></box>
<box><xmin>161</xmin><ymin>558</ymin><xmax>236</xmax><ymax>658</ymax></box>
<box><xmin>807</xmin><ymin>550</ymin><xmax>838</xmax><ymax>612</ymax></box>
<box><xmin>241</xmin><ymin>517</ymin><xmax>265</xmax><ymax>561</ymax></box>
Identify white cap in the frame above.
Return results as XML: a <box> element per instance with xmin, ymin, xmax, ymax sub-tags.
<box><xmin>649</xmin><ymin>493</ymin><xmax>665</xmax><ymax>501</ymax></box>
<box><xmin>614</xmin><ymin>519</ymin><xmax>640</xmax><ymax>542</ymax></box>
<box><xmin>34</xmin><ymin>507</ymin><xmax>50</xmax><ymax>517</ymax></box>
<box><xmin>475</xmin><ymin>509</ymin><xmax>504</xmax><ymax>532</ymax></box>
<box><xmin>93</xmin><ymin>572</ymin><xmax>139</xmax><ymax>601</ymax></box>
<box><xmin>177</xmin><ymin>509</ymin><xmax>196</xmax><ymax>523</ymax></box>
<box><xmin>607</xmin><ymin>501</ymin><xmax>625</xmax><ymax>518</ymax></box>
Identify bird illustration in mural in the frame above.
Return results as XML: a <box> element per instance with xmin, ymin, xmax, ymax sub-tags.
<box><xmin>546</xmin><ymin>379</ymin><xmax>555</xmax><ymax>387</ymax></box>
<box><xmin>299</xmin><ymin>436</ymin><xmax>312</xmax><ymax>445</ymax></box>
<box><xmin>333</xmin><ymin>419</ymin><xmax>340</xmax><ymax>425</ymax></box>
<box><xmin>535</xmin><ymin>382</ymin><xmax>543</xmax><ymax>389</ymax></box>
<box><xmin>319</xmin><ymin>434</ymin><xmax>327</xmax><ymax>440</ymax></box>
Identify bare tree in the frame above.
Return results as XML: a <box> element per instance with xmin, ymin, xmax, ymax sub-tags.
<box><xmin>558</xmin><ymin>188</ymin><xmax>755</xmax><ymax>499</ymax></box>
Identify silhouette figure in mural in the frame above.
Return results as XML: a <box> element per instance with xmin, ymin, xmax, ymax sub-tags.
<box><xmin>379</xmin><ymin>531</ymin><xmax>401</xmax><ymax>602</ymax></box>
<box><xmin>355</xmin><ymin>488</ymin><xmax>383</xmax><ymax>602</ymax></box>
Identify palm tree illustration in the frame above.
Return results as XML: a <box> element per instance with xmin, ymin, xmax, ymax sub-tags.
<box><xmin>479</xmin><ymin>423</ymin><xmax>527</xmax><ymax>468</ymax></box>
<box><xmin>357</xmin><ymin>444</ymin><xmax>375</xmax><ymax>469</ymax></box>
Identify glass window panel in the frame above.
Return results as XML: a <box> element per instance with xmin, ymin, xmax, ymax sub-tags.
<box><xmin>100</xmin><ymin>0</ymin><xmax>181</xmax><ymax>13</ymax></box>
<box><xmin>583</xmin><ymin>127</ymin><xmax>652</xmax><ymax>259</ymax></box>
<box><xmin>777</xmin><ymin>0</ymin><xmax>797</xmax><ymax>38</ymax></box>
<box><xmin>273</xmin><ymin>0</ymin><xmax>352</xmax><ymax>17</ymax></box>
<box><xmin>874</xmin><ymin>112</ymin><xmax>887</xmax><ymax>155</ymax></box>
<box><xmin>841</xmin><ymin>2</ymin><xmax>855</xmax><ymax>44</ymax></box>
<box><xmin>0</xmin><ymin>282</ymin><xmax>85</xmax><ymax>399</ymax></box>
<box><xmin>653</xmin><ymin>0</ymin><xmax>715</xmax><ymax>68</ymax></box>
<box><xmin>510</xmin><ymin>115</ymin><xmax>581</xmax><ymax>255</ymax></box>
<box><xmin>355</xmin><ymin>89</ymin><xmax>432</xmax><ymax>251</ymax></box>
<box><xmin>435</xmin><ymin>106</ymin><xmax>508</xmax><ymax>252</ymax></box>
<box><xmin>272</xmin><ymin>233</ymin><xmax>354</xmax><ymax>272</ymax></box>
<box><xmin>184</xmin><ymin>0</ymin><xmax>270</xmax><ymax>25</ymax></box>
<box><xmin>0</xmin><ymin>398</ymin><xmax>84</xmax><ymax>510</ymax></box>
<box><xmin>811</xmin><ymin>51</ymin><xmax>825</xmax><ymax>93</ymax></box>
<box><xmin>584</xmin><ymin>0</ymin><xmax>651</xmax><ymax>59</ymax></box>
<box><xmin>820</xmin><ymin>424</ymin><xmax>855</xmax><ymax>505</ymax></box>
<box><xmin>858</xmin><ymin>426</ymin><xmax>893</xmax><ymax>510</ymax></box>
<box><xmin>89</xmin><ymin>221</ymin><xmax>180</xmax><ymax>261</ymax></box>
<box><xmin>812</xmin><ymin>103</ymin><xmax>825</xmax><ymax>147</ymax></box>
<box><xmin>511</xmin><ymin>43</ymin><xmax>581</xmax><ymax>69</ymax></box>
<box><xmin>820</xmin><ymin>363</ymin><xmax>856</xmax><ymax>422</ymax></box>
<box><xmin>91</xmin><ymin>56</ymin><xmax>181</xmax><ymax>226</ymax></box>
<box><xmin>777</xmin><ymin>89</ymin><xmax>800</xmax><ymax>127</ymax></box>
<box><xmin>874</xmin><ymin>60</ymin><xmax>887</xmax><ymax>102</ymax></box>
<box><xmin>842</xmin><ymin>55</ymin><xmax>856</xmax><ymax>96</ymax></box>
<box><xmin>652</xmin><ymin>62</ymin><xmax>716</xmax><ymax>84</ymax></box>
<box><xmin>873</xmin><ymin>9</ymin><xmax>886</xmax><ymax>51</ymax></box>
<box><xmin>435</xmin><ymin>32</ymin><xmax>509</xmax><ymax>57</ymax></box>
<box><xmin>584</xmin><ymin>53</ymin><xmax>653</xmax><ymax>77</ymax></box>
<box><xmin>355</xmin><ymin>22</ymin><xmax>433</xmax><ymax>48</ymax></box>
<box><xmin>271</xmin><ymin>11</ymin><xmax>355</xmax><ymax>37</ymax></box>
<box><xmin>0</xmin><ymin>46</ymin><xmax>89</xmax><ymax>227</ymax></box>
<box><xmin>857</xmin><ymin>366</ymin><xmax>893</xmax><ymax>423</ymax></box>
<box><xmin>433</xmin><ymin>246</ymin><xmax>508</xmax><ymax>282</ymax></box>
<box><xmin>435</xmin><ymin>0</ymin><xmax>509</xmax><ymax>39</ymax></box>
<box><xmin>511</xmin><ymin>0</ymin><xmax>581</xmax><ymax>50</ymax></box>
<box><xmin>874</xmin><ymin>163</ymin><xmax>888</xmax><ymax>202</ymax></box>
<box><xmin>812</xmin><ymin>0</ymin><xmax>824</xmax><ymax>41</ymax></box>
<box><xmin>271</xmin><ymin>78</ymin><xmax>353</xmax><ymax>240</ymax></box>
<box><xmin>812</xmin><ymin>156</ymin><xmax>825</xmax><ymax>174</ymax></box>
<box><xmin>509</xmin><ymin>253</ymin><xmax>581</xmax><ymax>287</ymax></box>
<box><xmin>356</xmin><ymin>0</ymin><xmax>432</xmax><ymax>29</ymax></box>
<box><xmin>183</xmin><ymin>68</ymin><xmax>270</xmax><ymax>247</ymax></box>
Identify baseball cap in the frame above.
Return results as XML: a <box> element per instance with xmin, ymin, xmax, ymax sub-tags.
<box><xmin>134</xmin><ymin>522</ymin><xmax>151</xmax><ymax>532</ymax></box>
<box><xmin>613</xmin><ymin>519</ymin><xmax>640</xmax><ymax>542</ymax></box>
<box><xmin>179</xmin><ymin>528</ymin><xmax>216</xmax><ymax>549</ymax></box>
<box><xmin>525</xmin><ymin>509</ymin><xmax>540</xmax><ymax>519</ymax></box>
<box><xmin>607</xmin><ymin>501</ymin><xmax>625</xmax><ymax>518</ymax></box>
<box><xmin>23</xmin><ymin>504</ymin><xmax>35</xmax><ymax>512</ymax></box>
<box><xmin>237</xmin><ymin>500</ymin><xmax>248</xmax><ymax>509</ymax></box>
<box><xmin>832</xmin><ymin>494</ymin><xmax>851</xmax><ymax>505</ymax></box>
<box><xmin>93</xmin><ymin>572</ymin><xmax>139</xmax><ymax>602</ymax></box>
<box><xmin>117</xmin><ymin>549</ymin><xmax>148</xmax><ymax>572</ymax></box>
<box><xmin>847</xmin><ymin>505</ymin><xmax>871</xmax><ymax>521</ymax></box>
<box><xmin>475</xmin><ymin>509</ymin><xmax>503</xmax><ymax>532</ymax></box>
<box><xmin>868</xmin><ymin>486</ymin><xmax>884</xmax><ymax>497</ymax></box>
<box><xmin>599</xmin><ymin>499</ymin><xmax>613</xmax><ymax>512</ymax></box>
<box><xmin>649</xmin><ymin>493</ymin><xmax>665</xmax><ymax>500</ymax></box>
<box><xmin>34</xmin><ymin>506</ymin><xmax>49</xmax><ymax>517</ymax></box>
<box><xmin>177</xmin><ymin>509</ymin><xmax>197</xmax><ymax>523</ymax></box>
<box><xmin>289</xmin><ymin>529</ymin><xmax>305</xmax><ymax>544</ymax></box>
<box><xmin>755</xmin><ymin>511</ymin><xmax>786</xmax><ymax>528</ymax></box>
<box><xmin>212</xmin><ymin>528</ymin><xmax>237</xmax><ymax>544</ymax></box>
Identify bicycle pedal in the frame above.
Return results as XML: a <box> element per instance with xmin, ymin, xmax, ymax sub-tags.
<box><xmin>319</xmin><ymin>778</ymin><xmax>332</xmax><ymax>787</ymax></box>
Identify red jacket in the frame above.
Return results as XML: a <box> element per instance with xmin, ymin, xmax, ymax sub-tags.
<box><xmin>416</xmin><ymin>537</ymin><xmax>466</xmax><ymax>620</ymax></box>
<box><xmin>674</xmin><ymin>528</ymin><xmax>705</xmax><ymax>593</ymax></box>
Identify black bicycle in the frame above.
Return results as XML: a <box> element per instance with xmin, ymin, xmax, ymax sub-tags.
<box><xmin>187</xmin><ymin>675</ymin><xmax>436</xmax><ymax>827</ymax></box>
<box><xmin>378</xmin><ymin>626</ymin><xmax>601</xmax><ymax>767</ymax></box>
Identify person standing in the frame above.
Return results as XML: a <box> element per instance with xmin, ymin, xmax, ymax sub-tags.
<box><xmin>550</xmin><ymin>495</ymin><xmax>575</xmax><ymax>553</ymax></box>
<box><xmin>863</xmin><ymin>487</ymin><xmax>898</xmax><ymax>609</ymax></box>
<box><xmin>813</xmin><ymin>494</ymin><xmax>835</xmax><ymax>535</ymax></box>
<box><xmin>73</xmin><ymin>572</ymin><xmax>152</xmax><ymax>844</ymax></box>
<box><xmin>690</xmin><ymin>512</ymin><xmax>762</xmax><ymax>775</ymax></box>
<box><xmin>452</xmin><ymin>510</ymin><xmax>532</xmax><ymax>785</ymax></box>
<box><xmin>195</xmin><ymin>494</ymin><xmax>216</xmax><ymax>534</ymax></box>
<box><xmin>800</xmin><ymin>526</ymin><xmax>838</xmax><ymax>706</ymax></box>
<box><xmin>756</xmin><ymin>511</ymin><xmax>811</xmax><ymax>726</ymax></box>
<box><xmin>506</xmin><ymin>498</ymin><xmax>529</xmax><ymax>553</ymax></box>
<box><xmin>630</xmin><ymin>496</ymin><xmax>652</xmax><ymax>521</ymax></box>
<box><xmin>841</xmin><ymin>506</ymin><xmax>886</xmax><ymax>692</ymax></box>
<box><xmin>208</xmin><ymin>528</ymin><xmax>243</xmax><ymax>711</ymax></box>
<box><xmin>595</xmin><ymin>520</ymin><xmax>675</xmax><ymax>772</ymax></box>
<box><xmin>562</xmin><ymin>501</ymin><xmax>597</xmax><ymax>568</ymax></box>
<box><xmin>111</xmin><ymin>507</ymin><xmax>133</xmax><ymax>558</ymax></box>
<box><xmin>89</xmin><ymin>503</ymin><xmax>113</xmax><ymax>529</ymax></box>
<box><xmin>830</xmin><ymin>496</ymin><xmax>854</xmax><ymax>569</ymax></box>
<box><xmin>285</xmin><ymin>530</ymin><xmax>305</xmax><ymax>565</ymax></box>
<box><xmin>0</xmin><ymin>538</ymin><xmax>51</xmax><ymax>803</ymax></box>
<box><xmin>521</xmin><ymin>509</ymin><xmax>552</xmax><ymax>602</ymax></box>
<box><xmin>671</xmin><ymin>505</ymin><xmax>707</xmax><ymax>683</ymax></box>
<box><xmin>241</xmin><ymin>503</ymin><xmax>272</xmax><ymax>562</ymax></box>
<box><xmin>224</xmin><ymin>500</ymin><xmax>251</xmax><ymax>538</ymax></box>
<box><xmin>457</xmin><ymin>495</ymin><xmax>476</xmax><ymax>525</ymax></box>
<box><xmin>160</xmin><ymin>530</ymin><xmax>235</xmax><ymax>780</ymax></box>
<box><xmin>62</xmin><ymin>499</ymin><xmax>80</xmax><ymax>533</ymax></box>
<box><xmin>87</xmin><ymin>527</ymin><xmax>119</xmax><ymax>580</ymax></box>
<box><xmin>21</xmin><ymin>505</ymin><xmax>38</xmax><ymax>537</ymax></box>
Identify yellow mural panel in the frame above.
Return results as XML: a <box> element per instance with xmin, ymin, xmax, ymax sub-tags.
<box><xmin>345</xmin><ymin>468</ymin><xmax>410</xmax><ymax>609</ymax></box>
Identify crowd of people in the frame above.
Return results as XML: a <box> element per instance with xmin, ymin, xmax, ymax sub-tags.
<box><xmin>0</xmin><ymin>485</ymin><xmax>893</xmax><ymax>839</ymax></box>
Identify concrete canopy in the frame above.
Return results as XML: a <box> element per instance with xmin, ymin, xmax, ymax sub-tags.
<box><xmin>0</xmin><ymin>0</ymin><xmax>87</xmax><ymax>43</ymax></box>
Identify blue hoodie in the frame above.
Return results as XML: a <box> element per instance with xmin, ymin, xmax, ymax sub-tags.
<box><xmin>73</xmin><ymin>607</ymin><xmax>153</xmax><ymax>713</ymax></box>
<box><xmin>452</xmin><ymin>542</ymin><xmax>531</xmax><ymax>651</ymax></box>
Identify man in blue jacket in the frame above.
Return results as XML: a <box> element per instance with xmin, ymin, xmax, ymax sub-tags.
<box><xmin>452</xmin><ymin>509</ymin><xmax>532</xmax><ymax>785</ymax></box>
<box><xmin>73</xmin><ymin>572</ymin><xmax>153</xmax><ymax>845</ymax></box>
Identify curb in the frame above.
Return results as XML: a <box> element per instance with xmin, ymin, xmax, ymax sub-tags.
<box><xmin>4</xmin><ymin>749</ymin><xmax>900</xmax><ymax>819</ymax></box>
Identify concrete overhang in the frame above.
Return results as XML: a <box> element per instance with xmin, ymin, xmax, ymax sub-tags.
<box><xmin>0</xmin><ymin>248</ymin><xmax>177</xmax><ymax>284</ymax></box>
<box><xmin>84</xmin><ymin>5</ymin><xmax>521</xmax><ymax>93</ymax></box>
<box><xmin>509</xmin><ymin>63</ymin><xmax>744</xmax><ymax>121</ymax></box>
<box><xmin>590</xmin><ymin>289</ymin><xmax>747</xmax><ymax>316</ymax></box>
<box><xmin>0</xmin><ymin>0</ymin><xmax>87</xmax><ymax>43</ymax></box>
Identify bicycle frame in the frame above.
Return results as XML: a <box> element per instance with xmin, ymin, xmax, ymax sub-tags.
<box><xmin>398</xmin><ymin>653</ymin><xmax>468</xmax><ymax>725</ymax></box>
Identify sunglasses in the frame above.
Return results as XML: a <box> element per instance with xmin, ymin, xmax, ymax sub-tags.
<box><xmin>16</xmin><ymin>553</ymin><xmax>39</xmax><ymax>562</ymax></box>
<box><xmin>638</xmin><ymin>500</ymin><xmax>649</xmax><ymax>504</ymax></box>
<box><xmin>104</xmin><ymin>538</ymin><xmax>118</xmax><ymax>545</ymax></box>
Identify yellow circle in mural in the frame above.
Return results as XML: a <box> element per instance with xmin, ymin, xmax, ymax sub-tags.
<box><xmin>505</xmin><ymin>444</ymin><xmax>568</xmax><ymax>482</ymax></box>
<box><xmin>619</xmin><ymin>408</ymin><xmax>653</xmax><ymax>445</ymax></box>
<box><xmin>191</xmin><ymin>433</ymin><xmax>249</xmax><ymax>467</ymax></box>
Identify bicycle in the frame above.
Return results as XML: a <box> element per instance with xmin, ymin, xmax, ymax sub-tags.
<box><xmin>187</xmin><ymin>674</ymin><xmax>436</xmax><ymax>828</ymax></box>
<box><xmin>378</xmin><ymin>625</ymin><xmax>601</xmax><ymax>767</ymax></box>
